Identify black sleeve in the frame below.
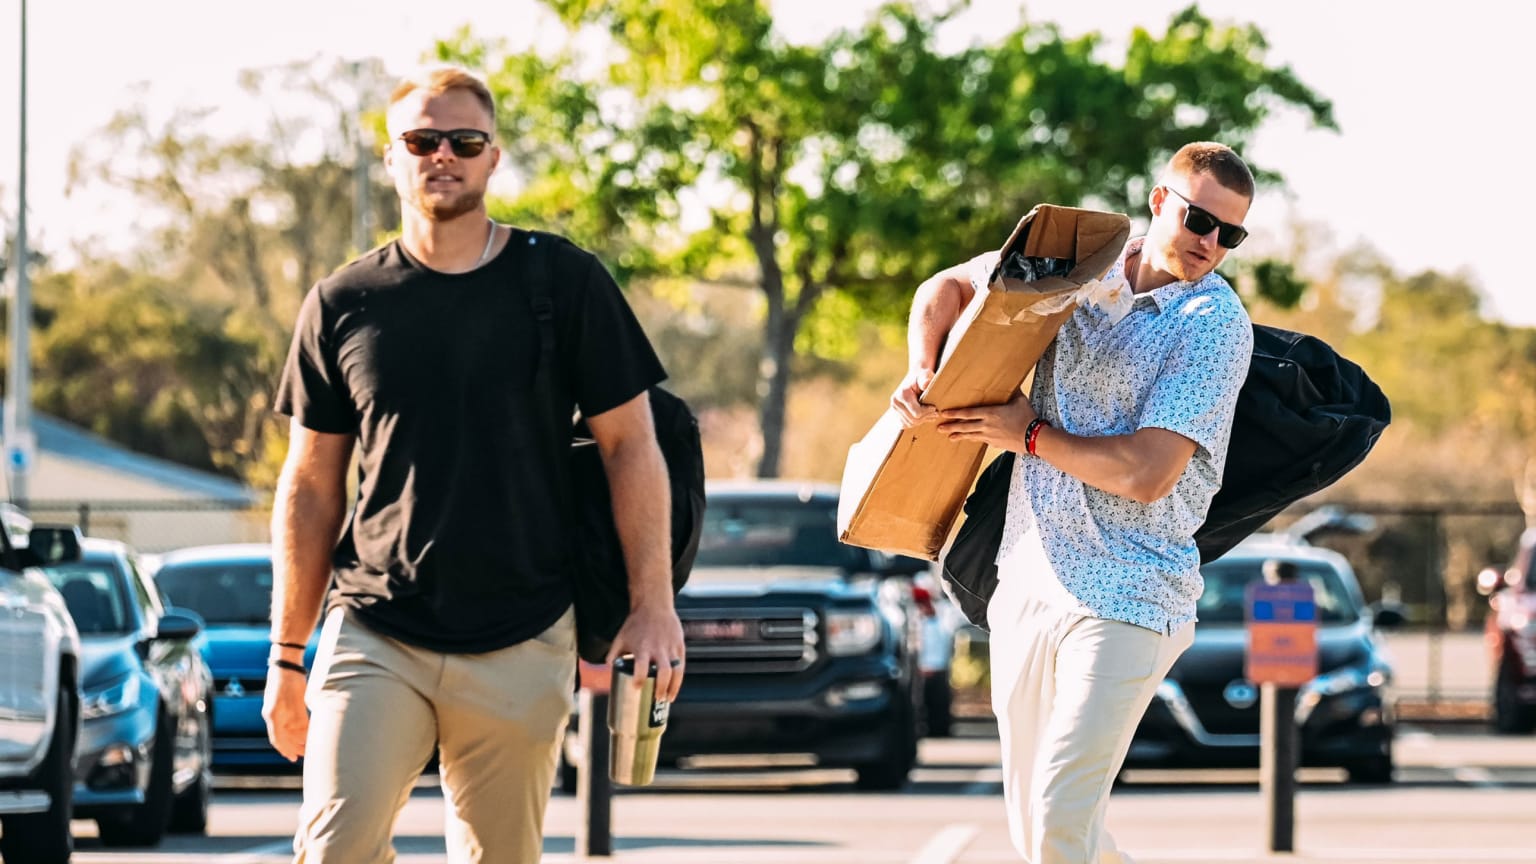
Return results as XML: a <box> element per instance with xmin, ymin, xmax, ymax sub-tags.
<box><xmin>564</xmin><ymin>251</ymin><xmax>667</xmax><ymax>418</ymax></box>
<box><xmin>273</xmin><ymin>285</ymin><xmax>356</xmax><ymax>433</ymax></box>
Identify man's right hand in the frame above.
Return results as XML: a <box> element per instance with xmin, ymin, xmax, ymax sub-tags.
<box><xmin>262</xmin><ymin>667</ymin><xmax>309</xmax><ymax>762</ymax></box>
<box><xmin>891</xmin><ymin>366</ymin><xmax>937</xmax><ymax>427</ymax></box>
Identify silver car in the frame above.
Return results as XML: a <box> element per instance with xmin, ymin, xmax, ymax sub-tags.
<box><xmin>0</xmin><ymin>510</ymin><xmax>85</xmax><ymax>864</ymax></box>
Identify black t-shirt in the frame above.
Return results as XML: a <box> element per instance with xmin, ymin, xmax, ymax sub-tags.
<box><xmin>273</xmin><ymin>231</ymin><xmax>666</xmax><ymax>653</ymax></box>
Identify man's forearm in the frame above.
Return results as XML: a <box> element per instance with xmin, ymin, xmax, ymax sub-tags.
<box><xmin>602</xmin><ymin>437</ymin><xmax>674</xmax><ymax>609</ymax></box>
<box><xmin>908</xmin><ymin>265</ymin><xmax>973</xmax><ymax>372</ymax></box>
<box><xmin>270</xmin><ymin>474</ymin><xmax>346</xmax><ymax>644</ymax></box>
<box><xmin>1031</xmin><ymin>425</ymin><xmax>1195</xmax><ymax>506</ymax></box>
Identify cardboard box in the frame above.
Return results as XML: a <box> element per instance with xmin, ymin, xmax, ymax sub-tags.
<box><xmin>837</xmin><ymin>204</ymin><xmax>1131</xmax><ymax>560</ymax></box>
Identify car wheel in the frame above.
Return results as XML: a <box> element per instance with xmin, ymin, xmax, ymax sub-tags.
<box><xmin>0</xmin><ymin>688</ymin><xmax>76</xmax><ymax>864</ymax></box>
<box><xmin>923</xmin><ymin>673</ymin><xmax>954</xmax><ymax>738</ymax></box>
<box><xmin>854</xmin><ymin>696</ymin><xmax>918</xmax><ymax>791</ymax></box>
<box><xmin>168</xmin><ymin>763</ymin><xmax>211</xmax><ymax>834</ymax></box>
<box><xmin>1344</xmin><ymin>752</ymin><xmax>1395</xmax><ymax>785</ymax></box>
<box><xmin>558</xmin><ymin>738</ymin><xmax>580</xmax><ymax>796</ymax></box>
<box><xmin>98</xmin><ymin>713</ymin><xmax>175</xmax><ymax>848</ymax></box>
<box><xmin>1493</xmin><ymin>664</ymin><xmax>1536</xmax><ymax>735</ymax></box>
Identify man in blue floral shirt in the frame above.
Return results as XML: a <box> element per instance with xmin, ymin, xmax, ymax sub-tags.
<box><xmin>893</xmin><ymin>142</ymin><xmax>1255</xmax><ymax>863</ymax></box>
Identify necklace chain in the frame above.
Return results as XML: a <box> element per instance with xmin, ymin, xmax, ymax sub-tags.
<box><xmin>476</xmin><ymin>219</ymin><xmax>497</xmax><ymax>267</ymax></box>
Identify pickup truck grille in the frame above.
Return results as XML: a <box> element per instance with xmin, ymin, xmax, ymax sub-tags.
<box><xmin>0</xmin><ymin>610</ymin><xmax>49</xmax><ymax>722</ymax></box>
<box><xmin>680</xmin><ymin>607</ymin><xmax>818</xmax><ymax>674</ymax></box>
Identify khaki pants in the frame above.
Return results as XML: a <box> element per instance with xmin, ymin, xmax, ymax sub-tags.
<box><xmin>294</xmin><ymin>606</ymin><xmax>576</xmax><ymax>864</ymax></box>
<box><xmin>989</xmin><ymin>530</ymin><xmax>1193</xmax><ymax>864</ymax></box>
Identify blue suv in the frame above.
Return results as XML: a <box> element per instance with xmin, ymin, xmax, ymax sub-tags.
<box><xmin>150</xmin><ymin>544</ymin><xmax>317</xmax><ymax>770</ymax></box>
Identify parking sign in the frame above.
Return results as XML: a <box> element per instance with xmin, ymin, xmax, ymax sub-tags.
<box><xmin>1245</xmin><ymin>581</ymin><xmax>1318</xmax><ymax>687</ymax></box>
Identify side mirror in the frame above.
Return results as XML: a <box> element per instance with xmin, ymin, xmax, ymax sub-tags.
<box><xmin>18</xmin><ymin>524</ymin><xmax>84</xmax><ymax>568</ymax></box>
<box><xmin>1368</xmin><ymin>602</ymin><xmax>1408</xmax><ymax>630</ymax></box>
<box><xmin>154</xmin><ymin>609</ymin><xmax>204</xmax><ymax>642</ymax></box>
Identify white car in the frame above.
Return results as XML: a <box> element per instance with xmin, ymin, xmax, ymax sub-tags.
<box><xmin>0</xmin><ymin>511</ymin><xmax>86</xmax><ymax>864</ymax></box>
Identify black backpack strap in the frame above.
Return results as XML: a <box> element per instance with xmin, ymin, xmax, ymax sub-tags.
<box><xmin>522</xmin><ymin>230</ymin><xmax>573</xmax><ymax>524</ymax></box>
<box><xmin>525</xmin><ymin>231</ymin><xmax>558</xmax><ymax>416</ymax></box>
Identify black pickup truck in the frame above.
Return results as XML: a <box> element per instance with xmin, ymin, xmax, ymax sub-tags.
<box><xmin>563</xmin><ymin>481</ymin><xmax>929</xmax><ymax>791</ymax></box>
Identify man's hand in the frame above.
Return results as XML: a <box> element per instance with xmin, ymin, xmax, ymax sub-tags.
<box><xmin>607</xmin><ymin>603</ymin><xmax>687</xmax><ymax>702</ymax></box>
<box><xmin>891</xmin><ymin>367</ymin><xmax>938</xmax><ymax>427</ymax></box>
<box><xmin>262</xmin><ymin>666</ymin><xmax>309</xmax><ymax>762</ymax></box>
<box><xmin>936</xmin><ymin>392</ymin><xmax>1037</xmax><ymax>452</ymax></box>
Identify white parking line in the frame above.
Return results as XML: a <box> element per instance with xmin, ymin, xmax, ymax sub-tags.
<box><xmin>226</xmin><ymin>839</ymin><xmax>297</xmax><ymax>861</ymax></box>
<box><xmin>963</xmin><ymin>766</ymin><xmax>1003</xmax><ymax>796</ymax></box>
<box><xmin>1451</xmin><ymin>765</ymin><xmax>1501</xmax><ymax>788</ymax></box>
<box><xmin>908</xmin><ymin>823</ymin><xmax>980</xmax><ymax>864</ymax></box>
<box><xmin>1134</xmin><ymin>850</ymin><xmax>1536</xmax><ymax>862</ymax></box>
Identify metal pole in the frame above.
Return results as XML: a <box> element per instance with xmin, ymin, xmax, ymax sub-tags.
<box><xmin>1426</xmin><ymin>513</ymin><xmax>1443</xmax><ymax>706</ymax></box>
<box><xmin>575</xmin><ymin>689</ymin><xmax>613</xmax><ymax>857</ymax></box>
<box><xmin>4</xmin><ymin>0</ymin><xmax>33</xmax><ymax>506</ymax></box>
<box><xmin>1260</xmin><ymin>683</ymin><xmax>1298</xmax><ymax>853</ymax></box>
<box><xmin>351</xmin><ymin>61</ymin><xmax>370</xmax><ymax>256</ymax></box>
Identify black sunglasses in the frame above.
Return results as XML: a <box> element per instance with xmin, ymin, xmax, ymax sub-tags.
<box><xmin>398</xmin><ymin>128</ymin><xmax>492</xmax><ymax>158</ymax></box>
<box><xmin>1164</xmin><ymin>187</ymin><xmax>1247</xmax><ymax>249</ymax></box>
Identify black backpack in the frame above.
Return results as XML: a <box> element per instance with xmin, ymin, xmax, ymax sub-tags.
<box><xmin>522</xmin><ymin>231</ymin><xmax>706</xmax><ymax>663</ymax></box>
<box><xmin>940</xmin><ymin>323</ymin><xmax>1390</xmax><ymax>630</ymax></box>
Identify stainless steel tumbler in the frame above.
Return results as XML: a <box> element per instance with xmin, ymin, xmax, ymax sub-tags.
<box><xmin>607</xmin><ymin>656</ymin><xmax>670</xmax><ymax>786</ymax></box>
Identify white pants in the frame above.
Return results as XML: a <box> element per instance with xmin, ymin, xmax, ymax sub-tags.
<box><xmin>988</xmin><ymin>534</ymin><xmax>1193</xmax><ymax>864</ymax></box>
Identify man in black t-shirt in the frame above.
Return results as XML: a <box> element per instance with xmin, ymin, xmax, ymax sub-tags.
<box><xmin>262</xmin><ymin>66</ymin><xmax>685</xmax><ymax>864</ymax></box>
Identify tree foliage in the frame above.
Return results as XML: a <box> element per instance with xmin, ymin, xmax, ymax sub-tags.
<box><xmin>435</xmin><ymin>1</ymin><xmax>1335</xmax><ymax>476</ymax></box>
<box><xmin>28</xmin><ymin>58</ymin><xmax>399</xmax><ymax>484</ymax></box>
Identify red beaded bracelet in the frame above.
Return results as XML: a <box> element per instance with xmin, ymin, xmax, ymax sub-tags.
<box><xmin>1025</xmin><ymin>418</ymin><xmax>1047</xmax><ymax>457</ymax></box>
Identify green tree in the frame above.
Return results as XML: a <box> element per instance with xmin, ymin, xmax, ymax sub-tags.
<box><xmin>25</xmin><ymin>264</ymin><xmax>271</xmax><ymax>478</ymax></box>
<box><xmin>66</xmin><ymin>58</ymin><xmax>398</xmax><ymax>325</ymax></box>
<box><xmin>56</xmin><ymin>58</ymin><xmax>400</xmax><ymax>486</ymax></box>
<box><xmin>436</xmin><ymin>1</ymin><xmax>1335</xmax><ymax>476</ymax></box>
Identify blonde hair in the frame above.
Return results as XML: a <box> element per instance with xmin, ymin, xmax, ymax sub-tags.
<box><xmin>389</xmin><ymin>66</ymin><xmax>496</xmax><ymax>128</ymax></box>
<box><xmin>1165</xmin><ymin>142</ymin><xmax>1254</xmax><ymax>200</ymax></box>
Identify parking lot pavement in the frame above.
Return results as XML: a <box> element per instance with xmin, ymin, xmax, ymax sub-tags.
<box><xmin>60</xmin><ymin>725</ymin><xmax>1536</xmax><ymax>864</ymax></box>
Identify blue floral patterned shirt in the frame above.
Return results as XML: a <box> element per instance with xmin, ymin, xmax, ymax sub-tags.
<box><xmin>995</xmin><ymin>237</ymin><xmax>1254</xmax><ymax>634</ymax></box>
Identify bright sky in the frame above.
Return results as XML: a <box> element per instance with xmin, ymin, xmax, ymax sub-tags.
<box><xmin>1</xmin><ymin>1</ymin><xmax>1532</xmax><ymax>322</ymax></box>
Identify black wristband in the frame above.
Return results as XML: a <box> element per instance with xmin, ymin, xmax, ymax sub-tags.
<box><xmin>270</xmin><ymin>658</ymin><xmax>308</xmax><ymax>676</ymax></box>
<box><xmin>273</xmin><ymin>641</ymin><xmax>307</xmax><ymax>651</ymax></box>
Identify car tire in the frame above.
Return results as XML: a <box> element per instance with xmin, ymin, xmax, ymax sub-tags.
<box><xmin>854</xmin><ymin>697</ymin><xmax>918</xmax><ymax>791</ymax></box>
<box><xmin>923</xmin><ymin>673</ymin><xmax>954</xmax><ymax>738</ymax></box>
<box><xmin>168</xmin><ymin>763</ymin><xmax>211</xmax><ymax>835</ymax></box>
<box><xmin>98</xmin><ymin>712</ymin><xmax>175</xmax><ymax>848</ymax></box>
<box><xmin>1344</xmin><ymin>752</ymin><xmax>1395</xmax><ymax>785</ymax></box>
<box><xmin>1493</xmin><ymin>663</ymin><xmax>1536</xmax><ymax>735</ymax></box>
<box><xmin>558</xmin><ymin>739</ymin><xmax>579</xmax><ymax>796</ymax></box>
<box><xmin>0</xmin><ymin>688</ymin><xmax>76</xmax><ymax>864</ymax></box>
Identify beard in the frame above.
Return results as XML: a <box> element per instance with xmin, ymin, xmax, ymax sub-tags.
<box><xmin>409</xmin><ymin>183</ymin><xmax>485</xmax><ymax>222</ymax></box>
<box><xmin>1161</xmin><ymin>240</ymin><xmax>1218</xmax><ymax>284</ymax></box>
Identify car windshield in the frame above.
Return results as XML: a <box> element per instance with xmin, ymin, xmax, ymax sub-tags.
<box><xmin>154</xmin><ymin>560</ymin><xmax>273</xmax><ymax>625</ymax></box>
<box><xmin>39</xmin><ymin>560</ymin><xmax>131</xmax><ymax>635</ymax></box>
<box><xmin>694</xmin><ymin>497</ymin><xmax>871</xmax><ymax>576</ymax></box>
<box><xmin>1197</xmin><ymin>558</ymin><xmax>1362</xmax><ymax>625</ymax></box>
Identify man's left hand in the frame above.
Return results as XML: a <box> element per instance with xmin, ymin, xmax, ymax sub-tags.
<box><xmin>937</xmin><ymin>393</ymin><xmax>1037</xmax><ymax>452</ymax></box>
<box><xmin>607</xmin><ymin>603</ymin><xmax>687</xmax><ymax>701</ymax></box>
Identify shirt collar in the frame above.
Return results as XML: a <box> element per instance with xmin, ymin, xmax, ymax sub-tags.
<box><xmin>1109</xmin><ymin>237</ymin><xmax>1227</xmax><ymax>314</ymax></box>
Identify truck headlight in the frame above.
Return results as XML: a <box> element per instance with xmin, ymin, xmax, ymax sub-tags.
<box><xmin>826</xmin><ymin>612</ymin><xmax>882</xmax><ymax>656</ymax></box>
<box><xmin>82</xmin><ymin>673</ymin><xmax>141</xmax><ymax>720</ymax></box>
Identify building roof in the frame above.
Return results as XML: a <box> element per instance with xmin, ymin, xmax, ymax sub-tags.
<box><xmin>10</xmin><ymin>413</ymin><xmax>259</xmax><ymax>503</ymax></box>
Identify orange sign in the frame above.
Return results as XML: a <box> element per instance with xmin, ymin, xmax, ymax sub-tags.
<box><xmin>1245</xmin><ymin>581</ymin><xmax>1319</xmax><ymax>687</ymax></box>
